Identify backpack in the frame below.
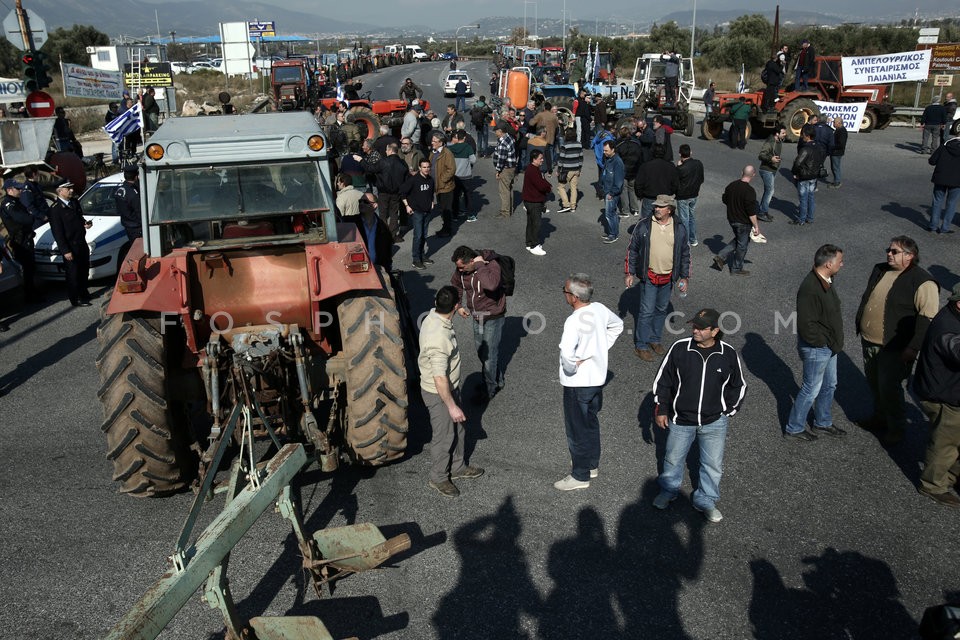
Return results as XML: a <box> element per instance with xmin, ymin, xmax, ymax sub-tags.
<box><xmin>470</xmin><ymin>104</ymin><xmax>488</xmax><ymax>128</ymax></box>
<box><xmin>760</xmin><ymin>68</ymin><xmax>770</xmax><ymax>84</ymax></box>
<box><xmin>494</xmin><ymin>254</ymin><xmax>516</xmax><ymax>296</ymax></box>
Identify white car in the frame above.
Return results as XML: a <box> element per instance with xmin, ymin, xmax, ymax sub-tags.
<box><xmin>34</xmin><ymin>173</ymin><xmax>132</xmax><ymax>281</ymax></box>
<box><xmin>443</xmin><ymin>71</ymin><xmax>472</xmax><ymax>97</ymax></box>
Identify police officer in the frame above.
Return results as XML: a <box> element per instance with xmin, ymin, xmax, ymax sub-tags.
<box><xmin>115</xmin><ymin>168</ymin><xmax>142</xmax><ymax>242</ymax></box>
<box><xmin>48</xmin><ymin>179</ymin><xmax>92</xmax><ymax>307</ymax></box>
<box><xmin>20</xmin><ymin>166</ymin><xmax>50</xmax><ymax>227</ymax></box>
<box><xmin>1</xmin><ymin>179</ymin><xmax>40</xmax><ymax>302</ymax></box>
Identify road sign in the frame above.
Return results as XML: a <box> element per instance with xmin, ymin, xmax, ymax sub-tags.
<box><xmin>2</xmin><ymin>9</ymin><xmax>47</xmax><ymax>50</ymax></box>
<box><xmin>934</xmin><ymin>75</ymin><xmax>953</xmax><ymax>87</ymax></box>
<box><xmin>24</xmin><ymin>90</ymin><xmax>54</xmax><ymax>117</ymax></box>
<box><xmin>123</xmin><ymin>62</ymin><xmax>174</xmax><ymax>88</ymax></box>
<box><xmin>248</xmin><ymin>20</ymin><xmax>276</xmax><ymax>37</ymax></box>
<box><xmin>921</xmin><ymin>43</ymin><xmax>960</xmax><ymax>72</ymax></box>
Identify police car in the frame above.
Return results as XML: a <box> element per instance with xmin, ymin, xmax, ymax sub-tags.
<box><xmin>443</xmin><ymin>71</ymin><xmax>472</xmax><ymax>97</ymax></box>
<box><xmin>33</xmin><ymin>173</ymin><xmax>132</xmax><ymax>281</ymax></box>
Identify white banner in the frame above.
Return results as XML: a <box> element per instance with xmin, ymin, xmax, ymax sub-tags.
<box><xmin>841</xmin><ymin>50</ymin><xmax>932</xmax><ymax>85</ymax></box>
<box><xmin>0</xmin><ymin>77</ymin><xmax>27</xmax><ymax>101</ymax></box>
<box><xmin>62</xmin><ymin>63</ymin><xmax>123</xmax><ymax>100</ymax></box>
<box><xmin>813</xmin><ymin>100</ymin><xmax>868</xmax><ymax>133</ymax></box>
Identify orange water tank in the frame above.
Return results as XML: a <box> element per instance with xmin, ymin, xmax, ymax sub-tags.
<box><xmin>506</xmin><ymin>71</ymin><xmax>529</xmax><ymax>111</ymax></box>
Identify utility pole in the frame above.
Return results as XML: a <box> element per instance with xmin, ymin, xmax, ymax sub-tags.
<box><xmin>15</xmin><ymin>0</ymin><xmax>37</xmax><ymax>52</ymax></box>
<box><xmin>690</xmin><ymin>0</ymin><xmax>697</xmax><ymax>59</ymax></box>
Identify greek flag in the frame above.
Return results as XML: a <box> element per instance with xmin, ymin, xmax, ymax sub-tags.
<box><xmin>593</xmin><ymin>42</ymin><xmax>601</xmax><ymax>81</ymax></box>
<box><xmin>336</xmin><ymin>81</ymin><xmax>349</xmax><ymax>107</ymax></box>
<box><xmin>737</xmin><ymin>64</ymin><xmax>747</xmax><ymax>93</ymax></box>
<box><xmin>104</xmin><ymin>101</ymin><xmax>142</xmax><ymax>145</ymax></box>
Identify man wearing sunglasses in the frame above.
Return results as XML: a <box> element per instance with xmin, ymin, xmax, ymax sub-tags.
<box><xmin>855</xmin><ymin>237</ymin><xmax>939</xmax><ymax>445</ymax></box>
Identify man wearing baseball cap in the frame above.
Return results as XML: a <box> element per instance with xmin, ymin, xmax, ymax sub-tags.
<box><xmin>651</xmin><ymin>308</ymin><xmax>747</xmax><ymax>523</ymax></box>
<box><xmin>913</xmin><ymin>284</ymin><xmax>960</xmax><ymax>507</ymax></box>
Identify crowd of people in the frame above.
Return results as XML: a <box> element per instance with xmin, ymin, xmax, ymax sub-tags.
<box><xmin>316</xmin><ymin>72</ymin><xmax>960</xmax><ymax>513</ymax></box>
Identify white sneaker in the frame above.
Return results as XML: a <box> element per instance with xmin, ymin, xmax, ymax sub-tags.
<box><xmin>554</xmin><ymin>475</ymin><xmax>590</xmax><ymax>491</ymax></box>
<box><xmin>694</xmin><ymin>504</ymin><xmax>723</xmax><ymax>523</ymax></box>
<box><xmin>529</xmin><ymin>245</ymin><xmax>546</xmax><ymax>256</ymax></box>
<box><xmin>558</xmin><ymin>206</ymin><xmax>572</xmax><ymax>213</ymax></box>
<box><xmin>590</xmin><ymin>468</ymin><xmax>599</xmax><ymax>478</ymax></box>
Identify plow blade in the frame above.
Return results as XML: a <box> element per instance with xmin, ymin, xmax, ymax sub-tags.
<box><xmin>312</xmin><ymin>524</ymin><xmax>411</xmax><ymax>574</ymax></box>
<box><xmin>249</xmin><ymin>615</ymin><xmax>342</xmax><ymax>640</ymax></box>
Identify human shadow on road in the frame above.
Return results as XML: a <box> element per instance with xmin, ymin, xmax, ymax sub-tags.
<box><xmin>0</xmin><ymin>320</ymin><xmax>97</xmax><ymax>396</ymax></box>
<box><xmin>740</xmin><ymin>331</ymin><xmax>798</xmax><ymax>432</ymax></box>
<box><xmin>749</xmin><ymin>548</ymin><xmax>915</xmax><ymax>640</ymax></box>
<box><xmin>433</xmin><ymin>496</ymin><xmax>542</xmax><ymax>639</ymax></box>
<box><xmin>498</xmin><ymin>315</ymin><xmax>530</xmax><ymax>378</ymax></box>
<box><xmin>928</xmin><ymin>264</ymin><xmax>959</xmax><ymax>292</ymax></box>
<box><xmin>881</xmin><ymin>201</ymin><xmax>928</xmax><ymax>231</ymax></box>
<box><xmin>612</xmin><ymin>478</ymin><xmax>705</xmax><ymax>639</ymax></box>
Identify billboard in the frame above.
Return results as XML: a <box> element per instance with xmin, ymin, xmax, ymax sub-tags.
<box><xmin>841</xmin><ymin>50</ymin><xmax>932</xmax><ymax>86</ymax></box>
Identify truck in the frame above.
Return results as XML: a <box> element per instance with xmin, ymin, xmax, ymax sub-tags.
<box><xmin>98</xmin><ymin>112</ymin><xmax>410</xmax><ymax>498</ymax></box>
<box><xmin>702</xmin><ymin>55</ymin><xmax>895</xmax><ymax>142</ymax></box>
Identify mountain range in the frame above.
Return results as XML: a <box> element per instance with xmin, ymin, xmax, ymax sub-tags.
<box><xmin>20</xmin><ymin>0</ymin><xmax>959</xmax><ymax>41</ymax></box>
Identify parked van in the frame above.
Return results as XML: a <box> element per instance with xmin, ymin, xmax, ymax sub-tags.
<box><xmin>405</xmin><ymin>45</ymin><xmax>429</xmax><ymax>61</ymax></box>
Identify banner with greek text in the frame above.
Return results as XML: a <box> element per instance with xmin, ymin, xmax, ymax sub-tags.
<box><xmin>813</xmin><ymin>100</ymin><xmax>868</xmax><ymax>133</ymax></box>
<box><xmin>0</xmin><ymin>77</ymin><xmax>27</xmax><ymax>102</ymax></box>
<box><xmin>841</xmin><ymin>50</ymin><xmax>932</xmax><ymax>86</ymax></box>
<box><xmin>62</xmin><ymin>63</ymin><xmax>124</xmax><ymax>100</ymax></box>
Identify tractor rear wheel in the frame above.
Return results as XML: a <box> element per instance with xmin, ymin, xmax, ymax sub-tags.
<box><xmin>702</xmin><ymin>118</ymin><xmax>723</xmax><ymax>140</ymax></box>
<box><xmin>337</xmin><ymin>271</ymin><xmax>408</xmax><ymax>465</ymax></box>
<box><xmin>347</xmin><ymin>106</ymin><xmax>381</xmax><ymax>142</ymax></box>
<box><xmin>781</xmin><ymin>98</ymin><xmax>820</xmax><ymax>142</ymax></box>
<box><xmin>96</xmin><ymin>301</ymin><xmax>197</xmax><ymax>497</ymax></box>
<box><xmin>860</xmin><ymin>109</ymin><xmax>877</xmax><ymax>133</ymax></box>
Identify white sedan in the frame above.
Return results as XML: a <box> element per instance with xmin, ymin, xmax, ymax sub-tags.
<box><xmin>443</xmin><ymin>71</ymin><xmax>472</xmax><ymax>97</ymax></box>
<box><xmin>34</xmin><ymin>173</ymin><xmax>132</xmax><ymax>281</ymax></box>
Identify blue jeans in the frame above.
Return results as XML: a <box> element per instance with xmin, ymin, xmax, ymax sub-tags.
<box><xmin>721</xmin><ymin>222</ymin><xmax>752</xmax><ymax>272</ymax></box>
<box><xmin>604</xmin><ymin>195</ymin><xmax>620</xmax><ymax>238</ymax></box>
<box><xmin>473</xmin><ymin>315</ymin><xmax>504</xmax><ymax>396</ymax></box>
<box><xmin>676</xmin><ymin>197</ymin><xmax>698</xmax><ymax>243</ymax></box>
<box><xmin>794</xmin><ymin>69</ymin><xmax>809</xmax><ymax>91</ymax></box>
<box><xmin>410</xmin><ymin>209</ymin><xmax>430</xmax><ymax>262</ymax></box>
<box><xmin>455</xmin><ymin>96</ymin><xmax>466</xmax><ymax>112</ymax></box>
<box><xmin>830</xmin><ymin>155</ymin><xmax>842</xmax><ymax>184</ymax></box>
<box><xmin>759</xmin><ymin>169</ymin><xmax>775</xmax><ymax>214</ymax></box>
<box><xmin>930</xmin><ymin>186</ymin><xmax>960</xmax><ymax>232</ymax></box>
<box><xmin>785</xmin><ymin>339</ymin><xmax>838</xmax><ymax>434</ymax></box>
<box><xmin>658</xmin><ymin>415</ymin><xmax>728</xmax><ymax>510</ymax></box>
<box><xmin>797</xmin><ymin>179</ymin><xmax>816</xmax><ymax>223</ymax></box>
<box><xmin>636</xmin><ymin>278</ymin><xmax>673</xmax><ymax>348</ymax></box>
<box><xmin>563</xmin><ymin>385</ymin><xmax>603</xmax><ymax>482</ymax></box>
<box><xmin>477</xmin><ymin>124</ymin><xmax>489</xmax><ymax>155</ymax></box>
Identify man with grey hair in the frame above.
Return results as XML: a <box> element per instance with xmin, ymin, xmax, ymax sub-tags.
<box><xmin>555</xmin><ymin>273</ymin><xmax>624</xmax><ymax>490</ymax></box>
<box><xmin>920</xmin><ymin>96</ymin><xmax>947</xmax><ymax>155</ymax></box>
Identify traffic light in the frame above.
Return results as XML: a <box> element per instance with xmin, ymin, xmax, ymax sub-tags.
<box><xmin>21</xmin><ymin>50</ymin><xmax>53</xmax><ymax>92</ymax></box>
<box><xmin>22</xmin><ymin>51</ymin><xmax>38</xmax><ymax>92</ymax></box>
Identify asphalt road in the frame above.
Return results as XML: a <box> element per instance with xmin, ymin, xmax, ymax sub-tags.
<box><xmin>1</xmin><ymin>60</ymin><xmax>958</xmax><ymax>639</ymax></box>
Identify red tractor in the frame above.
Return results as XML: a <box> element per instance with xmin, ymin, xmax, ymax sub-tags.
<box><xmin>98</xmin><ymin>112</ymin><xmax>410</xmax><ymax>497</ymax></box>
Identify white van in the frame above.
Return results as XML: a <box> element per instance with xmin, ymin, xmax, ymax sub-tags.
<box><xmin>385</xmin><ymin>44</ymin><xmax>403</xmax><ymax>55</ymax></box>
<box><xmin>405</xmin><ymin>45</ymin><xmax>429</xmax><ymax>61</ymax></box>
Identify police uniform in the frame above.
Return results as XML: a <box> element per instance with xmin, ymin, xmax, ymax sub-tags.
<box><xmin>114</xmin><ymin>179</ymin><xmax>142</xmax><ymax>241</ymax></box>
<box><xmin>48</xmin><ymin>188</ymin><xmax>91</xmax><ymax>306</ymax></box>
<box><xmin>1</xmin><ymin>190</ymin><xmax>38</xmax><ymax>300</ymax></box>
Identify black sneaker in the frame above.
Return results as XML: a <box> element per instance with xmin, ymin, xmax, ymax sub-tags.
<box><xmin>712</xmin><ymin>255</ymin><xmax>726</xmax><ymax>270</ymax></box>
<box><xmin>412</xmin><ymin>261</ymin><xmax>427</xmax><ymax>270</ymax></box>
<box><xmin>812</xmin><ymin>425</ymin><xmax>846</xmax><ymax>437</ymax></box>
<box><xmin>436</xmin><ymin>229</ymin><xmax>452</xmax><ymax>238</ymax></box>
<box><xmin>422</xmin><ymin>258</ymin><xmax>435</xmax><ymax>266</ymax></box>
<box><xmin>784</xmin><ymin>430</ymin><xmax>818</xmax><ymax>442</ymax></box>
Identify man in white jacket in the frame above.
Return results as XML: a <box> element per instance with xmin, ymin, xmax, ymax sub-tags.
<box><xmin>555</xmin><ymin>273</ymin><xmax>624</xmax><ymax>490</ymax></box>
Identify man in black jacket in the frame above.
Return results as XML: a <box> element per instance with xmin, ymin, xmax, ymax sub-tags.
<box><xmin>791</xmin><ymin>125</ymin><xmax>826</xmax><ymax>225</ymax></box>
<box><xmin>652</xmin><ymin>308</ymin><xmax>747</xmax><ymax>523</ymax></box>
<box><xmin>376</xmin><ymin>142</ymin><xmax>410</xmax><ymax>239</ymax></box>
<box><xmin>634</xmin><ymin>145</ymin><xmax>679</xmax><ymax>219</ymax></box>
<box><xmin>761</xmin><ymin>55</ymin><xmax>783</xmax><ymax>112</ymax></box>
<box><xmin>48</xmin><ymin>179</ymin><xmax>92</xmax><ymax>307</ymax></box>
<box><xmin>714</xmin><ymin>166</ymin><xmax>760</xmax><ymax>276</ymax></box>
<box><xmin>855</xmin><ymin>236</ymin><xmax>939</xmax><ymax>445</ymax></box>
<box><xmin>829</xmin><ymin>117</ymin><xmax>847</xmax><ymax>188</ymax></box>
<box><xmin>676</xmin><ymin>144</ymin><xmax>704</xmax><ymax>245</ymax></box>
<box><xmin>913</xmin><ymin>284</ymin><xmax>960</xmax><ymax>507</ymax></box>
<box><xmin>342</xmin><ymin>193</ymin><xmax>392</xmax><ymax>271</ymax></box>
<box><xmin>784</xmin><ymin>245</ymin><xmax>846</xmax><ymax>442</ymax></box>
<box><xmin>615</xmin><ymin>126</ymin><xmax>643</xmax><ymax>216</ymax></box>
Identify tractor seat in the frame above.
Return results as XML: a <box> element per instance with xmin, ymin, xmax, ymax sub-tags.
<box><xmin>221</xmin><ymin>221</ymin><xmax>275</xmax><ymax>239</ymax></box>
